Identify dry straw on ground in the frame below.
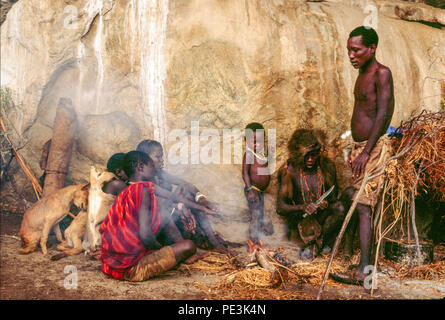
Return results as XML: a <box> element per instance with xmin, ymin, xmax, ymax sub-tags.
<box><xmin>189</xmin><ymin>251</ymin><xmax>354</xmax><ymax>299</ymax></box>
<box><xmin>390</xmin><ymin>260</ymin><xmax>445</xmax><ymax>281</ymax></box>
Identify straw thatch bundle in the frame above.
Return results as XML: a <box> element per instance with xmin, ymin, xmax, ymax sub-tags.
<box><xmin>388</xmin><ymin>109</ymin><xmax>445</xmax><ymax>203</ymax></box>
<box><xmin>377</xmin><ymin>110</ymin><xmax>445</xmax><ymax>243</ymax></box>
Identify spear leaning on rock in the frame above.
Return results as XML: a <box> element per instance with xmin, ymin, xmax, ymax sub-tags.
<box><xmin>316</xmin><ymin>133</ymin><xmax>424</xmax><ymax>300</ymax></box>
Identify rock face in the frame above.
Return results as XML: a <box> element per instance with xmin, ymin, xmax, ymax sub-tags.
<box><xmin>1</xmin><ymin>0</ymin><xmax>444</xmax><ymax>243</ymax></box>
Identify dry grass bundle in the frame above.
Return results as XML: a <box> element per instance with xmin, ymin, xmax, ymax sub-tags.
<box><xmin>186</xmin><ymin>252</ymin><xmax>238</xmax><ymax>274</ymax></box>
<box><xmin>377</xmin><ymin>110</ymin><xmax>445</xmax><ymax>245</ymax></box>
<box><xmin>389</xmin><ymin>109</ymin><xmax>445</xmax><ymax>203</ymax></box>
<box><xmin>193</xmin><ymin>266</ymin><xmax>314</xmax><ymax>300</ymax></box>
<box><xmin>288</xmin><ymin>257</ymin><xmax>349</xmax><ymax>287</ymax></box>
<box><xmin>228</xmin><ymin>267</ymin><xmax>283</xmax><ymax>287</ymax></box>
<box><xmin>386</xmin><ymin>260</ymin><xmax>445</xmax><ymax>281</ymax></box>
<box><xmin>191</xmin><ymin>251</ymin><xmax>353</xmax><ymax>300</ymax></box>
<box><xmin>366</xmin><ymin>111</ymin><xmax>445</xmax><ymax>295</ymax></box>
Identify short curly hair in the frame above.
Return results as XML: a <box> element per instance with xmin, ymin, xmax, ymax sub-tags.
<box><xmin>136</xmin><ymin>139</ymin><xmax>162</xmax><ymax>156</ymax></box>
<box><xmin>349</xmin><ymin>26</ymin><xmax>379</xmax><ymax>48</ymax></box>
<box><xmin>106</xmin><ymin>153</ymin><xmax>125</xmax><ymax>174</ymax></box>
<box><xmin>122</xmin><ymin>151</ymin><xmax>154</xmax><ymax>178</ymax></box>
<box><xmin>287</xmin><ymin>129</ymin><xmax>321</xmax><ymax>165</ymax></box>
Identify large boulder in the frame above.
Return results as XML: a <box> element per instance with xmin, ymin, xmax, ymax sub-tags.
<box><xmin>1</xmin><ymin>0</ymin><xmax>444</xmax><ymax>244</ymax></box>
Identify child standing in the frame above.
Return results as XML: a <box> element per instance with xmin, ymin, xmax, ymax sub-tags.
<box><xmin>242</xmin><ymin>123</ymin><xmax>274</xmax><ymax>245</ymax></box>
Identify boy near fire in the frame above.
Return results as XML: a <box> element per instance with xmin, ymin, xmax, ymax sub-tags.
<box><xmin>242</xmin><ymin>122</ymin><xmax>275</xmax><ymax>246</ymax></box>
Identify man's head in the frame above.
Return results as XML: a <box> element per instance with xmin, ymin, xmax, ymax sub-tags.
<box><xmin>347</xmin><ymin>26</ymin><xmax>378</xmax><ymax>69</ymax></box>
<box><xmin>106</xmin><ymin>153</ymin><xmax>129</xmax><ymax>181</ymax></box>
<box><xmin>136</xmin><ymin>140</ymin><xmax>164</xmax><ymax>171</ymax></box>
<box><xmin>288</xmin><ymin>129</ymin><xmax>322</xmax><ymax>171</ymax></box>
<box><xmin>122</xmin><ymin>151</ymin><xmax>156</xmax><ymax>182</ymax></box>
<box><xmin>245</xmin><ymin>122</ymin><xmax>265</xmax><ymax>152</ymax></box>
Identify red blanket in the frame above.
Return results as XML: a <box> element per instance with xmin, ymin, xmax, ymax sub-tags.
<box><xmin>99</xmin><ymin>181</ymin><xmax>160</xmax><ymax>279</ymax></box>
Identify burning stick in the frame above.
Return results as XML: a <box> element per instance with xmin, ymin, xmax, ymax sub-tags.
<box><xmin>247</xmin><ymin>240</ymin><xmax>281</xmax><ymax>286</ymax></box>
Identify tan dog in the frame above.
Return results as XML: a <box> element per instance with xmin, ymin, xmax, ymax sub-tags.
<box><xmin>82</xmin><ymin>166</ymin><xmax>117</xmax><ymax>252</ymax></box>
<box><xmin>19</xmin><ymin>183</ymin><xmax>89</xmax><ymax>255</ymax></box>
<box><xmin>51</xmin><ymin>210</ymin><xmax>88</xmax><ymax>260</ymax></box>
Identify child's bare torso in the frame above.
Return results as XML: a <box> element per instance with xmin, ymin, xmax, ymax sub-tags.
<box><xmin>246</xmin><ymin>152</ymin><xmax>270</xmax><ymax>191</ymax></box>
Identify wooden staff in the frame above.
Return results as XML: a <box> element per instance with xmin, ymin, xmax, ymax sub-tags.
<box><xmin>0</xmin><ymin>117</ymin><xmax>42</xmax><ymax>199</ymax></box>
<box><xmin>42</xmin><ymin>98</ymin><xmax>77</xmax><ymax>197</ymax></box>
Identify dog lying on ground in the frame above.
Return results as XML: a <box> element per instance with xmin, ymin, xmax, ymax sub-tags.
<box><xmin>19</xmin><ymin>183</ymin><xmax>89</xmax><ymax>255</ymax></box>
<box><xmin>82</xmin><ymin>166</ymin><xmax>117</xmax><ymax>253</ymax></box>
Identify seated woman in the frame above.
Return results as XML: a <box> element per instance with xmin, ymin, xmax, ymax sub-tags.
<box><xmin>136</xmin><ymin>140</ymin><xmax>228</xmax><ymax>252</ymax></box>
<box><xmin>276</xmin><ymin>129</ymin><xmax>345</xmax><ymax>259</ymax></box>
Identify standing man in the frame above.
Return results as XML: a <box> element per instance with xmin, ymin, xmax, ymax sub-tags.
<box><xmin>333</xmin><ymin>26</ymin><xmax>394</xmax><ymax>284</ymax></box>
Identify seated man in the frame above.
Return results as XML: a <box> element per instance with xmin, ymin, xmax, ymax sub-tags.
<box><xmin>277</xmin><ymin>129</ymin><xmax>345</xmax><ymax>259</ymax></box>
<box><xmin>99</xmin><ymin>151</ymin><xmax>196</xmax><ymax>281</ymax></box>
<box><xmin>103</xmin><ymin>152</ymin><xmax>129</xmax><ymax>196</ymax></box>
<box><xmin>136</xmin><ymin>140</ymin><xmax>228</xmax><ymax>252</ymax></box>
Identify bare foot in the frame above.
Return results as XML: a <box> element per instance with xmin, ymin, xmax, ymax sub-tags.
<box><xmin>184</xmin><ymin>252</ymin><xmax>208</xmax><ymax>264</ymax></box>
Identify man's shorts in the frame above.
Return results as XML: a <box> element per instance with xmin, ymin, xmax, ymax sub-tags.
<box><xmin>351</xmin><ymin>136</ymin><xmax>391</xmax><ymax>208</ymax></box>
<box><xmin>124</xmin><ymin>246</ymin><xmax>177</xmax><ymax>282</ymax></box>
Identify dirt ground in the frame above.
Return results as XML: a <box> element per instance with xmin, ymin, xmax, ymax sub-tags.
<box><xmin>1</xmin><ymin>211</ymin><xmax>444</xmax><ymax>301</ymax></box>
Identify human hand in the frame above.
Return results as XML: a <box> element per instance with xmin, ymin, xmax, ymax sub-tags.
<box><xmin>319</xmin><ymin>200</ymin><xmax>329</xmax><ymax>210</ymax></box>
<box><xmin>351</xmin><ymin>151</ymin><xmax>370</xmax><ymax>179</ymax></box>
<box><xmin>303</xmin><ymin>203</ymin><xmax>318</xmax><ymax>216</ymax></box>
<box><xmin>198</xmin><ymin>197</ymin><xmax>215</xmax><ymax>211</ymax></box>
<box><xmin>247</xmin><ymin>189</ymin><xmax>259</xmax><ymax>203</ymax></box>
<box><xmin>204</xmin><ymin>207</ymin><xmax>218</xmax><ymax>216</ymax></box>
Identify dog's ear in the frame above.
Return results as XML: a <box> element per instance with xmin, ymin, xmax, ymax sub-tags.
<box><xmin>81</xmin><ymin>183</ymin><xmax>90</xmax><ymax>191</ymax></box>
<box><xmin>90</xmin><ymin>166</ymin><xmax>99</xmax><ymax>182</ymax></box>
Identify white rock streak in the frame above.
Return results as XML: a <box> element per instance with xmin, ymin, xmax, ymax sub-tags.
<box><xmin>126</xmin><ymin>0</ymin><xmax>169</xmax><ymax>147</ymax></box>
<box><xmin>84</xmin><ymin>0</ymin><xmax>105</xmax><ymax>114</ymax></box>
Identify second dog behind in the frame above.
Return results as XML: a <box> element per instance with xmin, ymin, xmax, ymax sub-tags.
<box><xmin>82</xmin><ymin>166</ymin><xmax>117</xmax><ymax>253</ymax></box>
<box><xmin>19</xmin><ymin>183</ymin><xmax>89</xmax><ymax>255</ymax></box>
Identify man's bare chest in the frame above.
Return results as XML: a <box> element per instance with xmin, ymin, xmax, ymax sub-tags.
<box><xmin>354</xmin><ymin>74</ymin><xmax>377</xmax><ymax>102</ymax></box>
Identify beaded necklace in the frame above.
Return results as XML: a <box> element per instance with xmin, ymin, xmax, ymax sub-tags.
<box><xmin>299</xmin><ymin>166</ymin><xmax>325</xmax><ymax>204</ymax></box>
<box><xmin>246</xmin><ymin>146</ymin><xmax>268</xmax><ymax>163</ymax></box>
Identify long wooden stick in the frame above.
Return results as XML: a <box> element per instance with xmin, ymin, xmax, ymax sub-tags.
<box><xmin>0</xmin><ymin>117</ymin><xmax>42</xmax><ymax>199</ymax></box>
<box><xmin>411</xmin><ymin>161</ymin><xmax>423</xmax><ymax>264</ymax></box>
<box><xmin>316</xmin><ymin>172</ymin><xmax>368</xmax><ymax>300</ymax></box>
